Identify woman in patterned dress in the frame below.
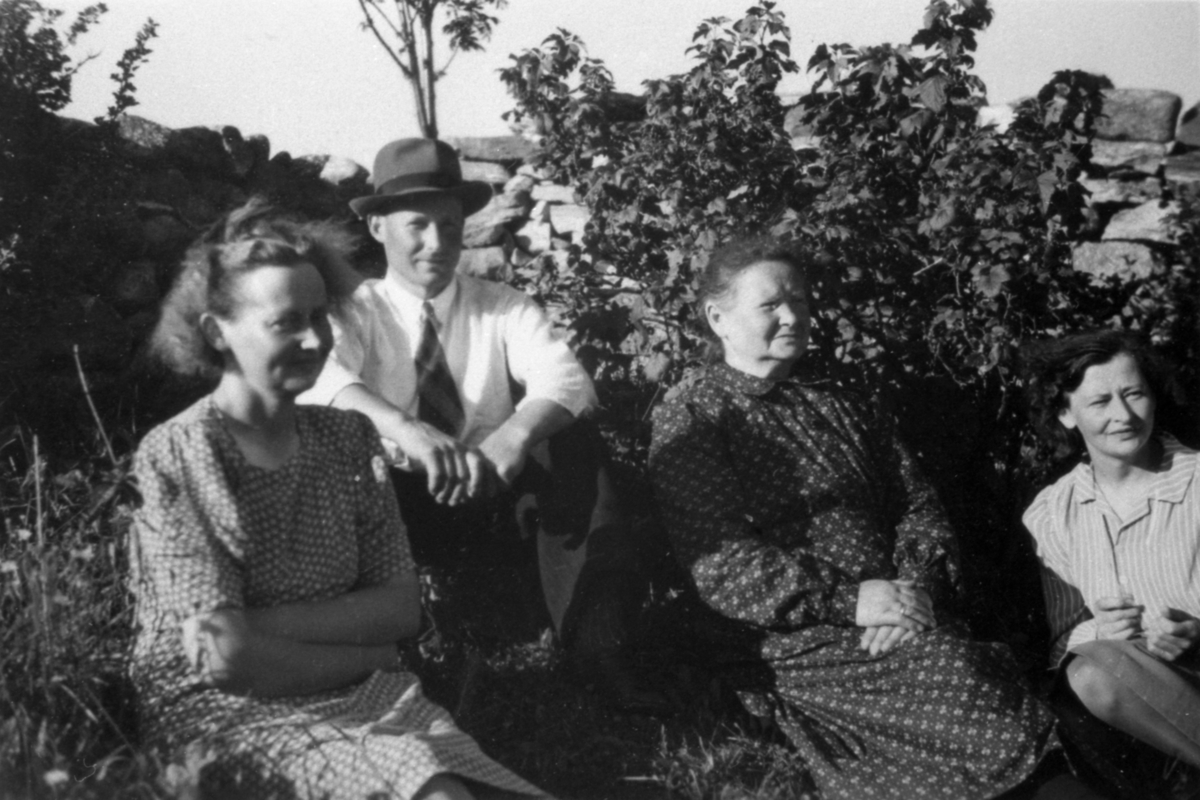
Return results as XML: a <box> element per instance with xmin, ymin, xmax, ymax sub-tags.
<box><xmin>1022</xmin><ymin>329</ymin><xmax>1200</xmax><ymax>771</ymax></box>
<box><xmin>649</xmin><ymin>237</ymin><xmax>1099</xmax><ymax>799</ymax></box>
<box><xmin>133</xmin><ymin>199</ymin><xmax>547</xmax><ymax>800</ymax></box>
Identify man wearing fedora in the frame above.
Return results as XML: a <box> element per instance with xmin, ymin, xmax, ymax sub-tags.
<box><xmin>300</xmin><ymin>138</ymin><xmax>655</xmax><ymax>708</ymax></box>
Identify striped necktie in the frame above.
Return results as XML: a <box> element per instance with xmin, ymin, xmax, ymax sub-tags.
<box><xmin>414</xmin><ymin>301</ymin><xmax>465</xmax><ymax>437</ymax></box>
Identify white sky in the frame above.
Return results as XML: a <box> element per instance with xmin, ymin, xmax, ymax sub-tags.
<box><xmin>57</xmin><ymin>0</ymin><xmax>1200</xmax><ymax>170</ymax></box>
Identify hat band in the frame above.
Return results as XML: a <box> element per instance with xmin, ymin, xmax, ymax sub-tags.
<box><xmin>376</xmin><ymin>171</ymin><xmax>461</xmax><ymax>196</ymax></box>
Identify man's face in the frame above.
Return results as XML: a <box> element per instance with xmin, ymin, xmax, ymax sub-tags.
<box><xmin>368</xmin><ymin>193</ymin><xmax>464</xmax><ymax>299</ymax></box>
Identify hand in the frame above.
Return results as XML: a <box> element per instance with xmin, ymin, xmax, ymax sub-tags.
<box><xmin>392</xmin><ymin>419</ymin><xmax>492</xmax><ymax>505</ymax></box>
<box><xmin>180</xmin><ymin>609</ymin><xmax>248</xmax><ymax>686</ymax></box>
<box><xmin>856</xmin><ymin>579</ymin><xmax>936</xmax><ymax>631</ymax></box>
<box><xmin>478</xmin><ymin>425</ymin><xmax>532</xmax><ymax>490</ymax></box>
<box><xmin>1145</xmin><ymin>608</ymin><xmax>1200</xmax><ymax>661</ymax></box>
<box><xmin>859</xmin><ymin>624</ymin><xmax>918</xmax><ymax>656</ymax></box>
<box><xmin>1093</xmin><ymin>595</ymin><xmax>1144</xmax><ymax>641</ymax></box>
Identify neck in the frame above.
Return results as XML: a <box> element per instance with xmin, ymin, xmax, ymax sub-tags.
<box><xmin>726</xmin><ymin>356</ymin><xmax>794</xmax><ymax>381</ymax></box>
<box><xmin>1090</xmin><ymin>438</ymin><xmax>1162</xmax><ymax>487</ymax></box>
<box><xmin>212</xmin><ymin>377</ymin><xmax>295</xmax><ymax>436</ymax></box>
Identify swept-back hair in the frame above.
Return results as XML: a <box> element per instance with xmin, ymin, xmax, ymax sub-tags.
<box><xmin>696</xmin><ymin>234</ymin><xmax>809</xmax><ymax>362</ymax></box>
<box><xmin>149</xmin><ymin>197</ymin><xmax>361</xmax><ymax>381</ymax></box>
<box><xmin>1020</xmin><ymin>328</ymin><xmax>1176</xmax><ymax>459</ymax></box>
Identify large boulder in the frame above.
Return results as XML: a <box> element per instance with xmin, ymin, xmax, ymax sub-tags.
<box><xmin>1166</xmin><ymin>150</ymin><xmax>1200</xmax><ymax>184</ymax></box>
<box><xmin>1102</xmin><ymin>200</ymin><xmax>1180</xmax><ymax>244</ymax></box>
<box><xmin>1080</xmin><ymin>176</ymin><xmax>1162</xmax><ymax>205</ymax></box>
<box><xmin>531</xmin><ymin>184</ymin><xmax>577</xmax><ymax>204</ymax></box>
<box><xmin>1178</xmin><ymin>101</ymin><xmax>1200</xmax><ymax>148</ymax></box>
<box><xmin>1091</xmin><ymin>140</ymin><xmax>1169</xmax><ymax>170</ymax></box>
<box><xmin>549</xmin><ymin>203</ymin><xmax>589</xmax><ymax>240</ymax></box>
<box><xmin>457</xmin><ymin>246</ymin><xmax>509</xmax><ymax>280</ymax></box>
<box><xmin>1072</xmin><ymin>241</ymin><xmax>1161</xmax><ymax>282</ymax></box>
<box><xmin>461</xmin><ymin>160</ymin><xmax>511</xmax><ymax>186</ymax></box>
<box><xmin>1094</xmin><ymin>89</ymin><xmax>1182</xmax><ymax>143</ymax></box>
<box><xmin>446</xmin><ymin>135</ymin><xmax>538</xmax><ymax>163</ymax></box>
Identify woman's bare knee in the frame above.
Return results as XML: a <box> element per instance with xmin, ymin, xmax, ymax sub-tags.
<box><xmin>414</xmin><ymin>774</ymin><xmax>476</xmax><ymax>800</ymax></box>
<box><xmin>1067</xmin><ymin>653</ymin><xmax>1124</xmax><ymax>723</ymax></box>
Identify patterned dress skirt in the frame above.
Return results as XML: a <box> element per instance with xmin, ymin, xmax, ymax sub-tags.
<box><xmin>745</xmin><ymin>625</ymin><xmax>1056</xmax><ymax>800</ymax></box>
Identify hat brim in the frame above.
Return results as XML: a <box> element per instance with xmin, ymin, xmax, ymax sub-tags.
<box><xmin>349</xmin><ymin>182</ymin><xmax>493</xmax><ymax>219</ymax></box>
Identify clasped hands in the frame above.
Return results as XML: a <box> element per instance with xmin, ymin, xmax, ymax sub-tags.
<box><xmin>856</xmin><ymin>579</ymin><xmax>937</xmax><ymax>656</ymax></box>
<box><xmin>1093</xmin><ymin>595</ymin><xmax>1200</xmax><ymax>662</ymax></box>
<box><xmin>395</xmin><ymin>419</ymin><xmax>528</xmax><ymax>505</ymax></box>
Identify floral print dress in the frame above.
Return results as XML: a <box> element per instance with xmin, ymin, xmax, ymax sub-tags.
<box><xmin>650</xmin><ymin>363</ymin><xmax>1057</xmax><ymax>800</ymax></box>
<box><xmin>130</xmin><ymin>396</ymin><xmax>546</xmax><ymax>799</ymax></box>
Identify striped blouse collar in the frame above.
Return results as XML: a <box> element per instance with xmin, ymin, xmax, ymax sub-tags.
<box><xmin>1071</xmin><ymin>433</ymin><xmax>1196</xmax><ymax>506</ymax></box>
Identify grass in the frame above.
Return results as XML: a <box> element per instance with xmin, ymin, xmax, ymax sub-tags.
<box><xmin>3</xmin><ymin>416</ymin><xmax>1194</xmax><ymax>800</ymax></box>
<box><xmin>0</xmin><ymin>418</ymin><xmax>817</xmax><ymax>800</ymax></box>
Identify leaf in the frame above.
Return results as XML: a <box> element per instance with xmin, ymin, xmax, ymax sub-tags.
<box><xmin>972</xmin><ymin>264</ymin><xmax>1011</xmax><ymax>298</ymax></box>
<box><xmin>918</xmin><ymin>75</ymin><xmax>948</xmax><ymax>113</ymax></box>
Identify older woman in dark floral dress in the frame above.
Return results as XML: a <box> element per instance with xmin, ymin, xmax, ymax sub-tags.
<box><xmin>649</xmin><ymin>237</ymin><xmax>1099</xmax><ymax>800</ymax></box>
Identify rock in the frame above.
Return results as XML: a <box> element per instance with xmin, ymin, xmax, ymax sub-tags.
<box><xmin>109</xmin><ymin>259</ymin><xmax>160</xmax><ymax>313</ymax></box>
<box><xmin>1095</xmin><ymin>89</ymin><xmax>1182</xmax><ymax>143</ymax></box>
<box><xmin>490</xmin><ymin>188</ymin><xmax>532</xmax><ymax>213</ymax></box>
<box><xmin>504</xmin><ymin>174</ymin><xmax>537</xmax><ymax>195</ymax></box>
<box><xmin>446</xmin><ymin>135</ymin><xmax>539</xmax><ymax>163</ymax></box>
<box><xmin>514</xmin><ymin>219</ymin><xmax>553</xmax><ymax>255</ymax></box>
<box><xmin>461</xmin><ymin>160</ymin><xmax>511</xmax><ymax>186</ymax></box>
<box><xmin>114</xmin><ymin>114</ymin><xmax>171</xmax><ymax>152</ymax></box>
<box><xmin>166</xmin><ymin>126</ymin><xmax>233</xmax><ymax>177</ymax></box>
<box><xmin>1080</xmin><ymin>176</ymin><xmax>1162</xmax><ymax>205</ymax></box>
<box><xmin>140</xmin><ymin>214</ymin><xmax>194</xmax><ymax>258</ymax></box>
<box><xmin>138</xmin><ymin>168</ymin><xmax>192</xmax><ymax>208</ymax></box>
<box><xmin>516</xmin><ymin>163</ymin><xmax>552</xmax><ymax>181</ymax></box>
<box><xmin>457</xmin><ymin>246</ymin><xmax>509</xmax><ymax>280</ymax></box>
<box><xmin>463</xmin><ymin>220</ymin><xmax>508</xmax><ymax>248</ymax></box>
<box><xmin>1091</xmin><ymin>140</ymin><xmax>1169</xmax><ymax>170</ymax></box>
<box><xmin>220</xmin><ymin>126</ymin><xmax>257</xmax><ymax>178</ymax></box>
<box><xmin>528</xmin><ymin>200</ymin><xmax>551</xmax><ymax>223</ymax></box>
<box><xmin>1072</xmin><ymin>241</ymin><xmax>1162</xmax><ymax>282</ymax></box>
<box><xmin>1102</xmin><ymin>200</ymin><xmax>1180</xmax><ymax>244</ymax></box>
<box><xmin>532</xmin><ymin>183</ymin><xmax>577</xmax><ymax>204</ymax></box>
<box><xmin>319</xmin><ymin>156</ymin><xmax>369</xmax><ymax>188</ymax></box>
<box><xmin>1166</xmin><ymin>150</ymin><xmax>1200</xmax><ymax>183</ymax></box>
<box><xmin>549</xmin><ymin>203</ymin><xmax>590</xmax><ymax>240</ymax></box>
<box><xmin>247</xmin><ymin>134</ymin><xmax>271</xmax><ymax>166</ymax></box>
<box><xmin>977</xmin><ymin>104</ymin><xmax>1015</xmax><ymax>133</ymax></box>
<box><xmin>1178</xmin><ymin>102</ymin><xmax>1200</xmax><ymax>148</ymax></box>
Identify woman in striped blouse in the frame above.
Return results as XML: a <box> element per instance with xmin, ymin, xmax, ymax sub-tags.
<box><xmin>1022</xmin><ymin>328</ymin><xmax>1200</xmax><ymax>771</ymax></box>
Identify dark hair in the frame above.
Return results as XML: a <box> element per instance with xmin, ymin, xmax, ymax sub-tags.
<box><xmin>1021</xmin><ymin>328</ymin><xmax>1176</xmax><ymax>459</ymax></box>
<box><xmin>697</xmin><ymin>235</ymin><xmax>808</xmax><ymax>361</ymax></box>
<box><xmin>150</xmin><ymin>197</ymin><xmax>361</xmax><ymax>380</ymax></box>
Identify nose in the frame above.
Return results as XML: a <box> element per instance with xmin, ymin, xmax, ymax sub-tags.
<box><xmin>298</xmin><ymin>323</ymin><xmax>323</xmax><ymax>350</ymax></box>
<box><xmin>1111</xmin><ymin>396</ymin><xmax>1136</xmax><ymax>422</ymax></box>
<box><xmin>424</xmin><ymin>223</ymin><xmax>446</xmax><ymax>254</ymax></box>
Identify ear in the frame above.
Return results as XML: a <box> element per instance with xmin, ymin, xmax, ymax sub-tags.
<box><xmin>199</xmin><ymin>313</ymin><xmax>230</xmax><ymax>354</ymax></box>
<box><xmin>1057</xmin><ymin>404</ymin><xmax>1078</xmax><ymax>431</ymax></box>
<box><xmin>366</xmin><ymin>214</ymin><xmax>386</xmax><ymax>244</ymax></box>
<box><xmin>705</xmin><ymin>301</ymin><xmax>727</xmax><ymax>339</ymax></box>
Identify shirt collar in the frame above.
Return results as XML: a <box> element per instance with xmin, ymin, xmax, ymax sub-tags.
<box><xmin>1072</xmin><ymin>433</ymin><xmax>1194</xmax><ymax>505</ymax></box>
<box><xmin>381</xmin><ymin>273</ymin><xmax>459</xmax><ymax>324</ymax></box>
<box><xmin>709</xmin><ymin>361</ymin><xmax>778</xmax><ymax>396</ymax></box>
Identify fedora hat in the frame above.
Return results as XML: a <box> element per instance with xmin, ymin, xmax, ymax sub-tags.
<box><xmin>349</xmin><ymin>138</ymin><xmax>492</xmax><ymax>218</ymax></box>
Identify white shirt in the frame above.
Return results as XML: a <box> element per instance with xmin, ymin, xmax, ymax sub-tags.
<box><xmin>1023</xmin><ymin>435</ymin><xmax>1200</xmax><ymax>666</ymax></box>
<box><xmin>299</xmin><ymin>273</ymin><xmax>597</xmax><ymax>459</ymax></box>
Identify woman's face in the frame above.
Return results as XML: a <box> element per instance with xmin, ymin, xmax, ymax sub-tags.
<box><xmin>207</xmin><ymin>263</ymin><xmax>332</xmax><ymax>398</ymax></box>
<box><xmin>707</xmin><ymin>259</ymin><xmax>811</xmax><ymax>380</ymax></box>
<box><xmin>1059</xmin><ymin>352</ymin><xmax>1157</xmax><ymax>467</ymax></box>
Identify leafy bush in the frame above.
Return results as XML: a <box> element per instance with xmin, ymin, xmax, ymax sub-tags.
<box><xmin>502</xmin><ymin>0</ymin><xmax>1200</xmax><ymax>639</ymax></box>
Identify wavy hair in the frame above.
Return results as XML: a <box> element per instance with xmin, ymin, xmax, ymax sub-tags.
<box><xmin>149</xmin><ymin>197</ymin><xmax>362</xmax><ymax>381</ymax></box>
<box><xmin>1020</xmin><ymin>328</ymin><xmax>1178</xmax><ymax>460</ymax></box>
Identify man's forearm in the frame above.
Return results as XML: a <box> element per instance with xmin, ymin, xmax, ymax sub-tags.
<box><xmin>331</xmin><ymin>383</ymin><xmax>415</xmax><ymax>446</ymax></box>
<box><xmin>497</xmin><ymin>398</ymin><xmax>576</xmax><ymax>451</ymax></box>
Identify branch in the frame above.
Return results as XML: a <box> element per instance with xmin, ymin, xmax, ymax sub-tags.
<box><xmin>422</xmin><ymin>3</ymin><xmax>439</xmax><ymax>137</ymax></box>
<box><xmin>356</xmin><ymin>0</ymin><xmax>415</xmax><ymax>78</ymax></box>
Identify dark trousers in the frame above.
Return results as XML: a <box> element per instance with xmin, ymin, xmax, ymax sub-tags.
<box><xmin>390</xmin><ymin>422</ymin><xmax>641</xmax><ymax>649</ymax></box>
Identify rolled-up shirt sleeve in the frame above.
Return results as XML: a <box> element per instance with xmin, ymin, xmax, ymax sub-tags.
<box><xmin>502</xmin><ymin>292</ymin><xmax>597</xmax><ymax>419</ymax></box>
